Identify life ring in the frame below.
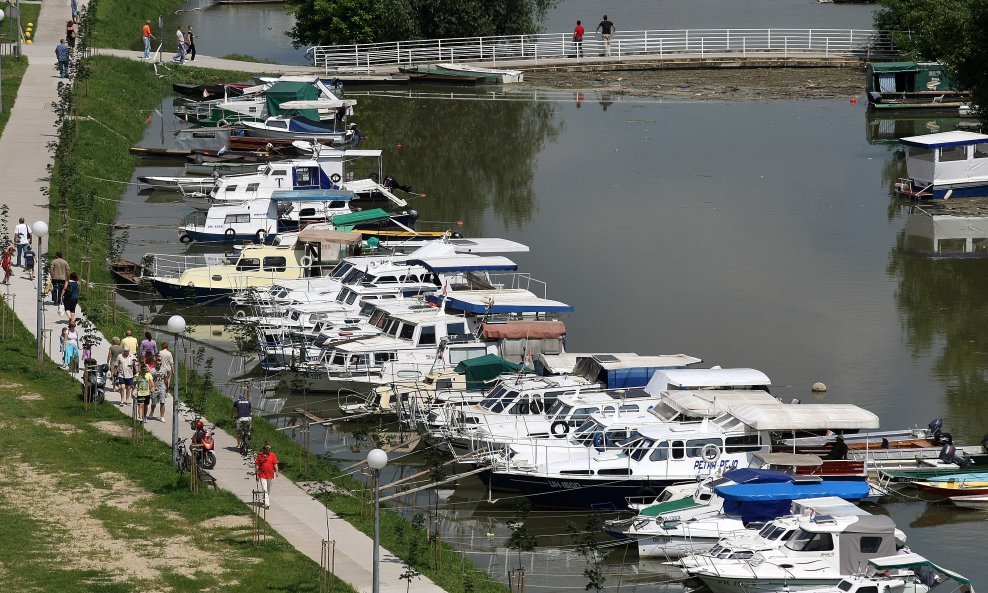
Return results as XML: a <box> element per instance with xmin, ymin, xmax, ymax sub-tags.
<box><xmin>330</xmin><ymin>173</ymin><xmax>342</xmax><ymax>183</ymax></box>
<box><xmin>299</xmin><ymin>255</ymin><xmax>314</xmax><ymax>268</ymax></box>
<box><xmin>218</xmin><ymin>119</ymin><xmax>230</xmax><ymax>127</ymax></box>
<box><xmin>254</xmin><ymin>229</ymin><xmax>267</xmax><ymax>244</ymax></box>
<box><xmin>700</xmin><ymin>444</ymin><xmax>721</xmax><ymax>463</ymax></box>
<box><xmin>224</xmin><ymin>228</ymin><xmax>236</xmax><ymax>238</ymax></box>
<box><xmin>234</xmin><ymin>309</ymin><xmax>246</xmax><ymax>319</ymax></box>
<box><xmin>550</xmin><ymin>420</ymin><xmax>569</xmax><ymax>438</ymax></box>
<box><xmin>179</xmin><ymin>234</ymin><xmax>193</xmax><ymax>243</ymax></box>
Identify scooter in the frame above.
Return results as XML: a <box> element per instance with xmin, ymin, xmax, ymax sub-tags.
<box><xmin>189</xmin><ymin>417</ymin><xmax>218</xmax><ymax>469</ymax></box>
<box><xmin>81</xmin><ymin>359</ymin><xmax>108</xmax><ymax>404</ymax></box>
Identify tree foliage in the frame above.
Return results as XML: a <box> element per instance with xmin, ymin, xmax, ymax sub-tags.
<box><xmin>284</xmin><ymin>0</ymin><xmax>557</xmax><ymax>46</ymax></box>
<box><xmin>875</xmin><ymin>0</ymin><xmax>988</xmax><ymax>119</ymax></box>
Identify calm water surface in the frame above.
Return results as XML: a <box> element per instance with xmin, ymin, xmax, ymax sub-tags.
<box><xmin>116</xmin><ymin>89</ymin><xmax>988</xmax><ymax>590</ymax></box>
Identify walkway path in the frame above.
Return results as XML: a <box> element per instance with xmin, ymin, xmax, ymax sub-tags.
<box><xmin>0</xmin><ymin>3</ymin><xmax>443</xmax><ymax>593</ymax></box>
<box><xmin>96</xmin><ymin>46</ymin><xmax>320</xmax><ymax>75</ymax></box>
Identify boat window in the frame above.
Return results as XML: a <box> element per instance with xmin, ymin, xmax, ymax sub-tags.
<box><xmin>837</xmin><ymin>581</ymin><xmax>854</xmax><ymax>593</ymax></box>
<box><xmin>331</xmin><ymin>352</ymin><xmax>346</xmax><ymax>366</ymax></box>
<box><xmin>480</xmin><ymin>385</ymin><xmax>508</xmax><ymax>409</ymax></box>
<box><xmin>225</xmin><ymin>185</ymin><xmax>238</xmax><ymax>192</ymax></box>
<box><xmin>296</xmin><ymin>168</ymin><xmax>314</xmax><ymax>185</ymax></box>
<box><xmin>263</xmin><ymin>257</ymin><xmax>287</xmax><ymax>272</ymax></box>
<box><xmin>489</xmin><ymin>390</ymin><xmax>519</xmax><ymax>414</ymax></box>
<box><xmin>224</xmin><ymin>213</ymin><xmax>250</xmax><ymax>224</ymax></box>
<box><xmin>571</xmin><ymin>407</ymin><xmax>599</xmax><ymax>424</ymax></box>
<box><xmin>299</xmin><ymin>208</ymin><xmax>316</xmax><ymax>217</ymax></box>
<box><xmin>270</xmin><ymin>121</ymin><xmax>288</xmax><ymax>129</ymax></box>
<box><xmin>856</xmin><ymin>587</ymin><xmax>877</xmax><ymax>593</ymax></box>
<box><xmin>448</xmin><ymin>346</ymin><xmax>487</xmax><ymax>364</ymax></box>
<box><xmin>447</xmin><ymin>322</ymin><xmax>467</xmax><ymax>336</ymax></box>
<box><xmin>385</xmin><ymin>319</ymin><xmax>401</xmax><ymax>336</ymax></box>
<box><xmin>671</xmin><ymin>440</ymin><xmax>685</xmax><ymax>460</ymax></box>
<box><xmin>247</xmin><ymin>183</ymin><xmax>260</xmax><ymax>192</ymax></box>
<box><xmin>630</xmin><ymin>438</ymin><xmax>655</xmax><ymax>462</ymax></box>
<box><xmin>236</xmin><ymin>258</ymin><xmax>260</xmax><ymax>272</ymax></box>
<box><xmin>336</xmin><ymin>288</ymin><xmax>350</xmax><ymax>303</ymax></box>
<box><xmin>345</xmin><ymin>291</ymin><xmax>358</xmax><ymax>305</ymax></box>
<box><xmin>976</xmin><ymin>144</ymin><xmax>988</xmax><ymax>159</ymax></box>
<box><xmin>649</xmin><ymin>441</ymin><xmax>669</xmax><ymax>462</ymax></box>
<box><xmin>649</xmin><ymin>401</ymin><xmax>681</xmax><ymax>421</ymax></box>
<box><xmin>619</xmin><ymin>404</ymin><xmax>638</xmax><ymax>413</ymax></box>
<box><xmin>785</xmin><ymin>530</ymin><xmax>834</xmax><ymax>552</ymax></box>
<box><xmin>686</xmin><ymin>438</ymin><xmax>722</xmax><ymax>458</ymax></box>
<box><xmin>273</xmin><ymin>169</ymin><xmax>287</xmax><ymax>176</ymax></box>
<box><xmin>726</xmin><ymin>434</ymin><xmax>762</xmax><ymax>453</ymax></box>
<box><xmin>399</xmin><ymin>323</ymin><xmax>415</xmax><ymax>340</ymax></box>
<box><xmin>405</xmin><ymin>274</ymin><xmax>419</xmax><ymax>282</ymax></box>
<box><xmin>547</xmin><ymin>402</ymin><xmax>571</xmax><ymax>420</ymax></box>
<box><xmin>348</xmin><ymin>354</ymin><xmax>369</xmax><ymax>367</ymax></box>
<box><xmin>359</xmin><ymin>303</ymin><xmax>376</xmax><ymax>316</ymax></box>
<box><xmin>509</xmin><ymin>397</ymin><xmax>530</xmax><ymax>415</ymax></box>
<box><xmin>908</xmin><ymin>147</ymin><xmax>934</xmax><ymax>162</ymax></box>
<box><xmin>419</xmin><ymin>326</ymin><xmax>436</xmax><ymax>346</ymax></box>
<box><xmin>370</xmin><ymin>312</ymin><xmax>387</xmax><ymax>328</ymax></box>
<box><xmin>374</xmin><ymin>352</ymin><xmax>395</xmax><ymax>364</ymax></box>
<box><xmin>859</xmin><ymin>537</ymin><xmax>883</xmax><ymax>554</ymax></box>
<box><xmin>342</xmin><ymin>268</ymin><xmax>366</xmax><ymax>284</ymax></box>
<box><xmin>378</xmin><ymin>276</ymin><xmax>398</xmax><ymax>283</ymax></box>
<box><xmin>331</xmin><ymin>262</ymin><xmax>353</xmax><ymax>278</ymax></box>
<box><xmin>939</xmin><ymin>146</ymin><xmax>967</xmax><ymax>162</ymax></box>
<box><xmin>602</xmin><ymin>406</ymin><xmax>615</xmax><ymax>415</ymax></box>
<box><xmin>758</xmin><ymin>525</ymin><xmax>788</xmax><ymax>540</ymax></box>
<box><xmin>328</xmin><ymin>200</ymin><xmax>347</xmax><ymax>209</ymax></box>
<box><xmin>608</xmin><ymin>430</ymin><xmax>638</xmax><ymax>448</ymax></box>
<box><xmin>290</xmin><ymin>311</ymin><xmax>301</xmax><ymax>321</ymax></box>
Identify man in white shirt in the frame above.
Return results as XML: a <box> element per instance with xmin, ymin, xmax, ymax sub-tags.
<box><xmin>172</xmin><ymin>26</ymin><xmax>186</xmax><ymax>64</ymax></box>
<box><xmin>13</xmin><ymin>217</ymin><xmax>30</xmax><ymax>268</ymax></box>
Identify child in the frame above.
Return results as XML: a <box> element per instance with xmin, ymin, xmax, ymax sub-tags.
<box><xmin>81</xmin><ymin>336</ymin><xmax>93</xmax><ymax>363</ymax></box>
<box><xmin>1</xmin><ymin>246</ymin><xmax>13</xmax><ymax>284</ymax></box>
<box><xmin>59</xmin><ymin>327</ymin><xmax>67</xmax><ymax>356</ymax></box>
<box><xmin>150</xmin><ymin>357</ymin><xmax>167</xmax><ymax>421</ymax></box>
<box><xmin>23</xmin><ymin>245</ymin><xmax>35</xmax><ymax>280</ymax></box>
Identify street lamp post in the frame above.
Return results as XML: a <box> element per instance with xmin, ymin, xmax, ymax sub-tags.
<box><xmin>0</xmin><ymin>9</ymin><xmax>6</xmax><ymax>114</ymax></box>
<box><xmin>366</xmin><ymin>448</ymin><xmax>388</xmax><ymax>593</ymax></box>
<box><xmin>167</xmin><ymin>314</ymin><xmax>186</xmax><ymax>468</ymax></box>
<box><xmin>32</xmin><ymin>220</ymin><xmax>48</xmax><ymax>371</ymax></box>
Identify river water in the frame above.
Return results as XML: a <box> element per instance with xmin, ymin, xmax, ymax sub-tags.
<box><xmin>155</xmin><ymin>0</ymin><xmax>876</xmax><ymax>65</ymax></box>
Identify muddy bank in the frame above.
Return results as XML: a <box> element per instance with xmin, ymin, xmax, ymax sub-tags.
<box><xmin>522</xmin><ymin>67</ymin><xmax>864</xmax><ymax>101</ymax></box>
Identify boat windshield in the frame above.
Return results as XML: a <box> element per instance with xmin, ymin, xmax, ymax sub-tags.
<box><xmin>547</xmin><ymin>402</ymin><xmax>572</xmax><ymax>421</ymax></box>
<box><xmin>480</xmin><ymin>385</ymin><xmax>509</xmax><ymax>409</ymax></box>
<box><xmin>487</xmin><ymin>389</ymin><xmax>520</xmax><ymax>414</ymax></box>
<box><xmin>758</xmin><ymin>524</ymin><xmax>793</xmax><ymax>541</ymax></box>
<box><xmin>626</xmin><ymin>438</ymin><xmax>655</xmax><ymax>462</ymax></box>
<box><xmin>336</xmin><ymin>288</ymin><xmax>353</xmax><ymax>303</ymax></box>
<box><xmin>837</xmin><ymin>581</ymin><xmax>854</xmax><ymax>592</ymax></box>
<box><xmin>342</xmin><ymin>268</ymin><xmax>367</xmax><ymax>284</ymax></box>
<box><xmin>785</xmin><ymin>529</ymin><xmax>833</xmax><ymax>552</ymax></box>
<box><xmin>572</xmin><ymin>421</ymin><xmax>599</xmax><ymax>445</ymax></box>
<box><xmin>331</xmin><ymin>262</ymin><xmax>353</xmax><ymax>279</ymax></box>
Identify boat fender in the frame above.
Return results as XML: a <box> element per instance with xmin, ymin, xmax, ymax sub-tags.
<box><xmin>700</xmin><ymin>444</ymin><xmax>721</xmax><ymax>463</ymax></box>
<box><xmin>255</xmin><ymin>229</ymin><xmax>267</xmax><ymax>244</ymax></box>
<box><xmin>224</xmin><ymin>228</ymin><xmax>236</xmax><ymax>238</ymax></box>
<box><xmin>330</xmin><ymin>173</ymin><xmax>342</xmax><ymax>183</ymax></box>
<box><xmin>550</xmin><ymin>420</ymin><xmax>569</xmax><ymax>438</ymax></box>
<box><xmin>234</xmin><ymin>309</ymin><xmax>246</xmax><ymax>319</ymax></box>
<box><xmin>218</xmin><ymin>119</ymin><xmax>230</xmax><ymax>127</ymax></box>
<box><xmin>179</xmin><ymin>234</ymin><xmax>193</xmax><ymax>244</ymax></box>
<box><xmin>299</xmin><ymin>255</ymin><xmax>314</xmax><ymax>268</ymax></box>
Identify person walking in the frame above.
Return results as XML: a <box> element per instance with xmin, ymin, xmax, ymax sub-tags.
<box><xmin>1</xmin><ymin>246</ymin><xmax>14</xmax><ymax>284</ymax></box>
<box><xmin>150</xmin><ymin>356</ymin><xmax>167</xmax><ymax>421</ymax></box>
<box><xmin>13</xmin><ymin>217</ymin><xmax>30</xmax><ymax>268</ymax></box>
<box><xmin>158</xmin><ymin>341</ymin><xmax>174</xmax><ymax>390</ymax></box>
<box><xmin>142</xmin><ymin>20</ymin><xmax>155</xmax><ymax>60</ymax></box>
<box><xmin>135</xmin><ymin>358</ymin><xmax>155</xmax><ymax>422</ymax></box>
<box><xmin>172</xmin><ymin>26</ymin><xmax>186</xmax><ymax>64</ymax></box>
<box><xmin>186</xmin><ymin>26</ymin><xmax>196</xmax><ymax>61</ymax></box>
<box><xmin>63</xmin><ymin>321</ymin><xmax>80</xmax><ymax>369</ymax></box>
<box><xmin>66</xmin><ymin>19</ymin><xmax>76</xmax><ymax>46</ymax></box>
<box><xmin>254</xmin><ymin>443</ymin><xmax>279</xmax><ymax>509</ymax></box>
<box><xmin>56</xmin><ymin>39</ymin><xmax>70</xmax><ymax>78</ymax></box>
<box><xmin>121</xmin><ymin>329</ymin><xmax>139</xmax><ymax>356</ymax></box>
<box><xmin>50</xmin><ymin>252</ymin><xmax>69</xmax><ymax>305</ymax></box>
<box><xmin>140</xmin><ymin>331</ymin><xmax>157</xmax><ymax>360</ymax></box>
<box><xmin>61</xmin><ymin>272</ymin><xmax>80</xmax><ymax>322</ymax></box>
<box><xmin>233</xmin><ymin>393</ymin><xmax>252</xmax><ymax>449</ymax></box>
<box><xmin>596</xmin><ymin>15</ymin><xmax>616</xmax><ymax>56</ymax></box>
<box><xmin>116</xmin><ymin>345</ymin><xmax>137</xmax><ymax>406</ymax></box>
<box><xmin>24</xmin><ymin>244</ymin><xmax>35</xmax><ymax>280</ymax></box>
<box><xmin>573</xmin><ymin>20</ymin><xmax>585</xmax><ymax>58</ymax></box>
<box><xmin>107</xmin><ymin>337</ymin><xmax>124</xmax><ymax>389</ymax></box>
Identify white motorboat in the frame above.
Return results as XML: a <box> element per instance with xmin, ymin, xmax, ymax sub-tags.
<box><xmin>801</xmin><ymin>554</ymin><xmax>973</xmax><ymax>593</ymax></box>
<box><xmin>438</xmin><ymin>64</ymin><xmax>524</xmax><ymax>84</ymax></box>
<box><xmin>949</xmin><ymin>494</ymin><xmax>988</xmax><ymax>509</ymax></box>
<box><xmin>139</xmin><ymin>175</ymin><xmax>216</xmax><ymax>193</ymax></box>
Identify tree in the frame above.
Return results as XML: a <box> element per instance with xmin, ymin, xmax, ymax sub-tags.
<box><xmin>875</xmin><ymin>0</ymin><xmax>988</xmax><ymax>121</ymax></box>
<box><xmin>284</xmin><ymin>0</ymin><xmax>557</xmax><ymax>46</ymax></box>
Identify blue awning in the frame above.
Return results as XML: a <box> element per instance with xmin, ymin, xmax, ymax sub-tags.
<box><xmin>716</xmin><ymin>479</ymin><xmax>871</xmax><ymax>502</ymax></box>
<box><xmin>272</xmin><ymin>189</ymin><xmax>355</xmax><ymax>201</ymax></box>
<box><xmin>402</xmin><ymin>256</ymin><xmax>518</xmax><ymax>273</ymax></box>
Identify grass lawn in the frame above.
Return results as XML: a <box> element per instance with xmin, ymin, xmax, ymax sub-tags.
<box><xmin>0</xmin><ymin>2</ymin><xmax>40</xmax><ymax>42</ymax></box>
<box><xmin>0</xmin><ymin>54</ymin><xmax>26</xmax><ymax>137</ymax></box>
<box><xmin>0</xmin><ymin>305</ymin><xmax>358</xmax><ymax>593</ymax></box>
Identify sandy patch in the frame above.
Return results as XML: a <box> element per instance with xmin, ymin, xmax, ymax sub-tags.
<box><xmin>18</xmin><ymin>393</ymin><xmax>43</xmax><ymax>401</ymax></box>
<box><xmin>0</xmin><ymin>381</ymin><xmax>23</xmax><ymax>389</ymax></box>
<box><xmin>200</xmin><ymin>515</ymin><xmax>251</xmax><ymax>530</ymax></box>
<box><xmin>3</xmin><ymin>462</ymin><xmax>227</xmax><ymax>586</ymax></box>
<box><xmin>90</xmin><ymin>420</ymin><xmax>132</xmax><ymax>438</ymax></box>
<box><xmin>34</xmin><ymin>418</ymin><xmax>81</xmax><ymax>434</ymax></box>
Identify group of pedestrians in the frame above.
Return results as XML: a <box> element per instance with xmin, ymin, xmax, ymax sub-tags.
<box><xmin>106</xmin><ymin>329</ymin><xmax>174</xmax><ymax>423</ymax></box>
<box><xmin>572</xmin><ymin>15</ymin><xmax>616</xmax><ymax>58</ymax></box>
<box><xmin>141</xmin><ymin>20</ymin><xmax>196</xmax><ymax>64</ymax></box>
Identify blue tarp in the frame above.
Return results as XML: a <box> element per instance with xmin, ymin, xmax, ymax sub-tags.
<box><xmin>271</xmin><ymin>189</ymin><xmax>354</xmax><ymax>201</ymax></box>
<box><xmin>605</xmin><ymin>367</ymin><xmax>660</xmax><ymax>388</ymax></box>
<box><xmin>722</xmin><ymin>469</ymin><xmax>794</xmax><ymax>485</ymax></box>
<box><xmin>287</xmin><ymin>116</ymin><xmax>338</xmax><ymax>133</ymax></box>
<box><xmin>717</xmin><ymin>480</ymin><xmax>871</xmax><ymax>524</ymax></box>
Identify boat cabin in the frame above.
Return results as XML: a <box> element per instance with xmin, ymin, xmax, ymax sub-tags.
<box><xmin>646</xmin><ymin>367</ymin><xmax>772</xmax><ymax>394</ymax></box>
<box><xmin>571</xmin><ymin>354</ymin><xmax>704</xmax><ymax>389</ymax></box>
<box><xmin>898</xmin><ymin>131</ymin><xmax>988</xmax><ymax>199</ymax></box>
<box><xmin>866</xmin><ymin>62</ymin><xmax>969</xmax><ymax>110</ymax></box>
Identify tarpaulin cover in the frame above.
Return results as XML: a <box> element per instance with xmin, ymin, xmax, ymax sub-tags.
<box><xmin>719</xmin><ymin>480</ymin><xmax>871</xmax><ymax>523</ymax></box>
<box><xmin>721</xmin><ymin>468</ymin><xmax>793</xmax><ymax>485</ymax></box>
<box><xmin>454</xmin><ymin>354</ymin><xmax>524</xmax><ymax>389</ymax></box>
<box><xmin>480</xmin><ymin>321</ymin><xmax>566</xmax><ymax>340</ymax></box>
<box><xmin>266</xmin><ymin>81</ymin><xmax>320</xmax><ymax>120</ymax></box>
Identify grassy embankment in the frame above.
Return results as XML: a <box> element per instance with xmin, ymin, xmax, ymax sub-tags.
<box><xmin>0</xmin><ymin>54</ymin><xmax>26</xmax><ymax>135</ymax></box>
<box><xmin>90</xmin><ymin>0</ymin><xmax>184</xmax><ymax>51</ymax></box>
<box><xmin>0</xmin><ymin>306</ymin><xmax>358</xmax><ymax>593</ymax></box>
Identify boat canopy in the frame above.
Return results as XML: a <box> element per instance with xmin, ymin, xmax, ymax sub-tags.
<box><xmin>656</xmin><ymin>390</ymin><xmax>781</xmax><ymax>419</ymax></box>
<box><xmin>791</xmin><ymin>496</ymin><xmax>872</xmax><ymax>518</ymax></box>
<box><xmin>753</xmin><ymin>452</ymin><xmax>824</xmax><ymax>467</ymax></box>
<box><xmin>646</xmin><ymin>367</ymin><xmax>771</xmax><ymax>394</ymax></box>
<box><xmin>265</xmin><ymin>81</ymin><xmax>321</xmax><ymax>120</ymax></box>
<box><xmin>454</xmin><ymin>354</ymin><xmax>526</xmax><ymax>389</ymax></box>
<box><xmin>868</xmin><ymin>554</ymin><xmax>972</xmax><ymax>586</ymax></box>
<box><xmin>729</xmin><ymin>403</ymin><xmax>880</xmax><ymax>431</ymax></box>
<box><xmin>900</xmin><ymin>131</ymin><xmax>988</xmax><ymax>149</ymax></box>
<box><xmin>639</xmin><ymin>496</ymin><xmax>707</xmax><ymax>517</ymax></box>
<box><xmin>427</xmin><ymin>289</ymin><xmax>573</xmax><ymax>314</ymax></box>
<box><xmin>480</xmin><ymin>320</ymin><xmax>566</xmax><ymax>340</ymax></box>
<box><xmin>535</xmin><ymin>353</ymin><xmax>639</xmax><ymax>375</ymax></box>
<box><xmin>271</xmin><ymin>189</ymin><xmax>355</xmax><ymax>202</ymax></box>
<box><xmin>296</xmin><ymin>227</ymin><xmax>363</xmax><ymax>245</ymax></box>
<box><xmin>717</xmin><ymin>480</ymin><xmax>871</xmax><ymax>503</ymax></box>
<box><xmin>868</xmin><ymin>61</ymin><xmax>934</xmax><ymax>73</ymax></box>
<box><xmin>447</xmin><ymin>238</ymin><xmax>530</xmax><ymax>253</ymax></box>
<box><xmin>402</xmin><ymin>255</ymin><xmax>518</xmax><ymax>273</ymax></box>
<box><xmin>721</xmin><ymin>468</ymin><xmax>794</xmax><ymax>484</ymax></box>
<box><xmin>331</xmin><ymin>208</ymin><xmax>392</xmax><ymax>227</ymax></box>
<box><xmin>574</xmin><ymin>354</ymin><xmax>703</xmax><ymax>389</ymax></box>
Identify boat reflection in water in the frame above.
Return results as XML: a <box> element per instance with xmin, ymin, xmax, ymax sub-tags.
<box><xmin>866</xmin><ymin>112</ymin><xmax>972</xmax><ymax>146</ymax></box>
<box><xmin>900</xmin><ymin>200</ymin><xmax>988</xmax><ymax>259</ymax></box>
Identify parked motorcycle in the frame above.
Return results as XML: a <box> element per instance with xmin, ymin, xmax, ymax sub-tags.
<box><xmin>189</xmin><ymin>418</ymin><xmax>217</xmax><ymax>469</ymax></box>
<box><xmin>80</xmin><ymin>359</ymin><xmax>108</xmax><ymax>404</ymax></box>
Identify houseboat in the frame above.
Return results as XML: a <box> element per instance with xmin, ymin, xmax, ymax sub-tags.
<box><xmin>894</xmin><ymin>131</ymin><xmax>988</xmax><ymax>199</ymax></box>
<box><xmin>866</xmin><ymin>62</ymin><xmax>969</xmax><ymax>111</ymax></box>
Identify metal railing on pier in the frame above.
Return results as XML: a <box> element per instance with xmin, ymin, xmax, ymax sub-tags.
<box><xmin>309</xmin><ymin>28</ymin><xmax>898</xmax><ymax>72</ymax></box>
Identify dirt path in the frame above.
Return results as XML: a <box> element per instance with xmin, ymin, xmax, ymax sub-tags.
<box><xmin>522</xmin><ymin>67</ymin><xmax>864</xmax><ymax>101</ymax></box>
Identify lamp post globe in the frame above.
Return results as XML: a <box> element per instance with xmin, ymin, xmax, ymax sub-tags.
<box><xmin>32</xmin><ymin>219</ymin><xmax>48</xmax><ymax>371</ymax></box>
<box><xmin>167</xmin><ymin>315</ymin><xmax>186</xmax><ymax>333</ymax></box>
<box><xmin>32</xmin><ymin>220</ymin><xmax>48</xmax><ymax>237</ymax></box>
<box><xmin>367</xmin><ymin>448</ymin><xmax>388</xmax><ymax>470</ymax></box>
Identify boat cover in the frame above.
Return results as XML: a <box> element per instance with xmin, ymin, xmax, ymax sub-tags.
<box><xmin>646</xmin><ymin>368</ymin><xmax>771</xmax><ymax>393</ymax></box>
<box><xmin>869</xmin><ymin>553</ymin><xmax>972</xmax><ymax>586</ymax></box>
<box><xmin>296</xmin><ymin>227</ymin><xmax>363</xmax><ymax>246</ymax></box>
<box><xmin>836</xmin><ymin>516</ymin><xmax>898</xmax><ymax>574</ymax></box>
<box><xmin>266</xmin><ymin>81</ymin><xmax>321</xmax><ymax>120</ymax></box>
<box><xmin>480</xmin><ymin>321</ymin><xmax>566</xmax><ymax>340</ymax></box>
<box><xmin>718</xmin><ymin>480</ymin><xmax>870</xmax><ymax>523</ymax></box>
<box><xmin>928</xmin><ymin>471</ymin><xmax>988</xmax><ymax>482</ymax></box>
<box><xmin>639</xmin><ymin>496</ymin><xmax>706</xmax><ymax>518</ymax></box>
<box><xmin>332</xmin><ymin>208</ymin><xmax>391</xmax><ymax>226</ymax></box>
<box><xmin>753</xmin><ymin>452</ymin><xmax>824</xmax><ymax>467</ymax></box>
<box><xmin>729</xmin><ymin>403</ymin><xmax>880</xmax><ymax>431</ymax></box>
<box><xmin>271</xmin><ymin>189</ymin><xmax>354</xmax><ymax>202</ymax></box>
<box><xmin>721</xmin><ymin>468</ymin><xmax>794</xmax><ymax>485</ymax></box>
<box><xmin>454</xmin><ymin>354</ymin><xmax>526</xmax><ymax>389</ymax></box>
<box><xmin>401</xmin><ymin>255</ymin><xmax>518</xmax><ymax>273</ymax></box>
<box><xmin>900</xmin><ymin>131</ymin><xmax>988</xmax><ymax>149</ymax></box>
<box><xmin>535</xmin><ymin>353</ymin><xmax>639</xmax><ymax>375</ymax></box>
<box><xmin>427</xmin><ymin>289</ymin><xmax>573</xmax><ymax>313</ymax></box>
<box><xmin>658</xmin><ymin>390</ymin><xmax>781</xmax><ymax>418</ymax></box>
<box><xmin>573</xmin><ymin>355</ymin><xmax>703</xmax><ymax>389</ymax></box>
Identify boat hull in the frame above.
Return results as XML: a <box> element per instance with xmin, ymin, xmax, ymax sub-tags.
<box><xmin>695</xmin><ymin>575</ymin><xmax>839</xmax><ymax>593</ymax></box>
<box><xmin>148</xmin><ymin>278</ymin><xmax>236</xmax><ymax>304</ymax></box>
<box><xmin>480</xmin><ymin>470</ymin><xmax>677</xmax><ymax>509</ymax></box>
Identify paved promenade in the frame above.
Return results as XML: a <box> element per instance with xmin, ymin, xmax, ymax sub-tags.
<box><xmin>0</xmin><ymin>3</ymin><xmax>443</xmax><ymax>592</ymax></box>
<box><xmin>96</xmin><ymin>46</ymin><xmax>321</xmax><ymax>75</ymax></box>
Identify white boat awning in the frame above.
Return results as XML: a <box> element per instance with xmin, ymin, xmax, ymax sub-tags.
<box><xmin>729</xmin><ymin>403</ymin><xmax>880</xmax><ymax>431</ymax></box>
<box><xmin>661</xmin><ymin>390</ymin><xmax>781</xmax><ymax>417</ymax></box>
<box><xmin>447</xmin><ymin>238</ymin><xmax>530</xmax><ymax>253</ymax></box>
<box><xmin>646</xmin><ymin>367</ymin><xmax>771</xmax><ymax>394</ymax></box>
<box><xmin>429</xmin><ymin>289</ymin><xmax>572</xmax><ymax>313</ymax></box>
<box><xmin>900</xmin><ymin>130</ymin><xmax>988</xmax><ymax>148</ymax></box>
<box><xmin>869</xmin><ymin>554</ymin><xmax>972</xmax><ymax>586</ymax></box>
<box><xmin>536</xmin><ymin>353</ymin><xmax>638</xmax><ymax>375</ymax></box>
<box><xmin>401</xmin><ymin>255</ymin><xmax>518</xmax><ymax>273</ymax></box>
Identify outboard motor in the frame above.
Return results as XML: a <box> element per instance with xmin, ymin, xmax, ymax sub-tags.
<box><xmin>929</xmin><ymin>418</ymin><xmax>944</xmax><ymax>439</ymax></box>
<box><xmin>939</xmin><ymin>441</ymin><xmax>974</xmax><ymax>468</ymax></box>
<box><xmin>980</xmin><ymin>432</ymin><xmax>988</xmax><ymax>454</ymax></box>
<box><xmin>933</xmin><ymin>430</ymin><xmax>953</xmax><ymax>447</ymax></box>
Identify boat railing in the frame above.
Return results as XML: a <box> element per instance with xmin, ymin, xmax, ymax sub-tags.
<box><xmin>485</xmin><ymin>272</ymin><xmax>546</xmax><ymax>297</ymax></box>
<box><xmin>144</xmin><ymin>253</ymin><xmax>226</xmax><ymax>279</ymax></box>
<box><xmin>309</xmin><ymin>29</ymin><xmax>900</xmax><ymax>72</ymax></box>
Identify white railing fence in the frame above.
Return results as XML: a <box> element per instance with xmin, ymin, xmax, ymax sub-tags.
<box><xmin>309</xmin><ymin>29</ymin><xmax>898</xmax><ymax>72</ymax></box>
